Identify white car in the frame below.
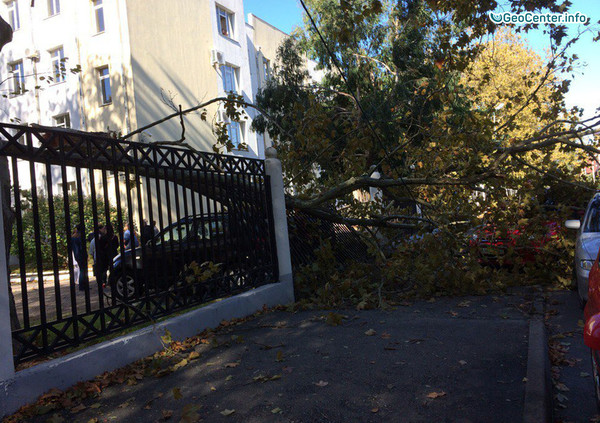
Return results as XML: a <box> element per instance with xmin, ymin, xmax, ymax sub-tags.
<box><xmin>566</xmin><ymin>193</ymin><xmax>600</xmax><ymax>307</ymax></box>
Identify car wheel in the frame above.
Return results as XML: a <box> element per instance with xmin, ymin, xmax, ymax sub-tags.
<box><xmin>113</xmin><ymin>270</ymin><xmax>137</xmax><ymax>301</ymax></box>
<box><xmin>591</xmin><ymin>349</ymin><xmax>600</xmax><ymax>412</ymax></box>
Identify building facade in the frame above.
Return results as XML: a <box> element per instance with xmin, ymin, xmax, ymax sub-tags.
<box><xmin>0</xmin><ymin>0</ymin><xmax>287</xmax><ymax>159</ymax></box>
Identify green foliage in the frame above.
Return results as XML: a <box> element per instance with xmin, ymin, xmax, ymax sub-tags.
<box><xmin>252</xmin><ymin>0</ymin><xmax>595</xmax><ymax>306</ymax></box>
<box><xmin>12</xmin><ymin>192</ymin><xmax>119</xmax><ymax>271</ymax></box>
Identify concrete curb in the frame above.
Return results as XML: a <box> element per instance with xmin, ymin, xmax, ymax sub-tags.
<box><xmin>523</xmin><ymin>315</ymin><xmax>552</xmax><ymax>423</ymax></box>
<box><xmin>0</xmin><ymin>281</ymin><xmax>294</xmax><ymax>418</ymax></box>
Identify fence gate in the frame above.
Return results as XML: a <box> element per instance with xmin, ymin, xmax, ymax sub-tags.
<box><xmin>0</xmin><ymin>123</ymin><xmax>278</xmax><ymax>365</ymax></box>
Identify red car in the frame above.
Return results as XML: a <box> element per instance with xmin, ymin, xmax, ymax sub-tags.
<box><xmin>583</xmin><ymin>250</ymin><xmax>600</xmax><ymax>408</ymax></box>
<box><xmin>469</xmin><ymin>222</ymin><xmax>560</xmax><ymax>266</ymax></box>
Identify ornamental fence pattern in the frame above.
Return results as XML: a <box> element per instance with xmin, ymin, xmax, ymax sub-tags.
<box><xmin>0</xmin><ymin>123</ymin><xmax>278</xmax><ymax>365</ymax></box>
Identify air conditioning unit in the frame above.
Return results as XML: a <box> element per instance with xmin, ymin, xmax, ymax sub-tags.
<box><xmin>211</xmin><ymin>49</ymin><xmax>225</xmax><ymax>67</ymax></box>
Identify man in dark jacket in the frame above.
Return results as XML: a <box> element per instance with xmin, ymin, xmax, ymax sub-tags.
<box><xmin>71</xmin><ymin>224</ymin><xmax>88</xmax><ymax>291</ymax></box>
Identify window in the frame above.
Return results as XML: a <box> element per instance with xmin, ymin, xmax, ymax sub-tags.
<box><xmin>92</xmin><ymin>0</ymin><xmax>105</xmax><ymax>33</ymax></box>
<box><xmin>48</xmin><ymin>0</ymin><xmax>60</xmax><ymax>16</ymax></box>
<box><xmin>97</xmin><ymin>66</ymin><xmax>111</xmax><ymax>104</ymax></box>
<box><xmin>58</xmin><ymin>181</ymin><xmax>76</xmax><ymax>196</ymax></box>
<box><xmin>8</xmin><ymin>60</ymin><xmax>25</xmax><ymax>96</ymax></box>
<box><xmin>262</xmin><ymin>58</ymin><xmax>270</xmax><ymax>81</ymax></box>
<box><xmin>216</xmin><ymin>6</ymin><xmax>233</xmax><ymax>38</ymax></box>
<box><xmin>7</xmin><ymin>1</ymin><xmax>19</xmax><ymax>30</ymax></box>
<box><xmin>221</xmin><ymin>65</ymin><xmax>237</xmax><ymax>93</ymax></box>
<box><xmin>50</xmin><ymin>47</ymin><xmax>65</xmax><ymax>82</ymax></box>
<box><xmin>227</xmin><ymin>121</ymin><xmax>242</xmax><ymax>149</ymax></box>
<box><xmin>53</xmin><ymin>113</ymin><xmax>70</xmax><ymax>128</ymax></box>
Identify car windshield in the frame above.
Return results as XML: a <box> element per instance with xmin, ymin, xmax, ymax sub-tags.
<box><xmin>153</xmin><ymin>217</ymin><xmax>227</xmax><ymax>244</ymax></box>
<box><xmin>197</xmin><ymin>219</ymin><xmax>225</xmax><ymax>240</ymax></box>
<box><xmin>584</xmin><ymin>199</ymin><xmax>600</xmax><ymax>233</ymax></box>
<box><xmin>156</xmin><ymin>221</ymin><xmax>193</xmax><ymax>244</ymax></box>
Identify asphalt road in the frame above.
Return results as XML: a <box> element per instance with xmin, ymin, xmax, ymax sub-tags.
<box><xmin>11</xmin><ymin>292</ymin><xmax>536</xmax><ymax>423</ymax></box>
<box><xmin>546</xmin><ymin>290</ymin><xmax>599</xmax><ymax>423</ymax></box>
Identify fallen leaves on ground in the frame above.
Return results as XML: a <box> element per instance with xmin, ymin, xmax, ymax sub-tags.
<box><xmin>162</xmin><ymin>409</ymin><xmax>174</xmax><ymax>420</ymax></box>
<box><xmin>253</xmin><ymin>374</ymin><xmax>281</xmax><ymax>383</ymax></box>
<box><xmin>4</xmin><ymin>307</ymin><xmax>283</xmax><ymax>423</ymax></box>
<box><xmin>326</xmin><ymin>312</ymin><xmax>344</xmax><ymax>326</ymax></box>
<box><xmin>173</xmin><ymin>387</ymin><xmax>183</xmax><ymax>400</ymax></box>
<box><xmin>364</xmin><ymin>329</ymin><xmax>377</xmax><ymax>336</ymax></box>
<box><xmin>69</xmin><ymin>403</ymin><xmax>86</xmax><ymax>413</ymax></box>
<box><xmin>426</xmin><ymin>391</ymin><xmax>447</xmax><ymax>399</ymax></box>
<box><xmin>220</xmin><ymin>409</ymin><xmax>235</xmax><ymax>416</ymax></box>
<box><xmin>314</xmin><ymin>380</ymin><xmax>329</xmax><ymax>387</ymax></box>
<box><xmin>180</xmin><ymin>404</ymin><xmax>200</xmax><ymax>423</ymax></box>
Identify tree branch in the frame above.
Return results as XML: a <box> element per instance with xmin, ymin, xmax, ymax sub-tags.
<box><xmin>121</xmin><ymin>96</ymin><xmax>293</xmax><ymax>143</ymax></box>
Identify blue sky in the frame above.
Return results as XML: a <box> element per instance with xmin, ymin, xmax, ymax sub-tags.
<box><xmin>244</xmin><ymin>0</ymin><xmax>599</xmax><ymax>119</ymax></box>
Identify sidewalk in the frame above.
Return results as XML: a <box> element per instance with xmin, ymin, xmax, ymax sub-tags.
<box><xmin>6</xmin><ymin>290</ymin><xmax>548</xmax><ymax>423</ymax></box>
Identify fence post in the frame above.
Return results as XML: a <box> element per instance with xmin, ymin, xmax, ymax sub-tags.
<box><xmin>0</xmin><ymin>160</ymin><xmax>15</xmax><ymax>381</ymax></box>
<box><xmin>264</xmin><ymin>147</ymin><xmax>294</xmax><ymax>302</ymax></box>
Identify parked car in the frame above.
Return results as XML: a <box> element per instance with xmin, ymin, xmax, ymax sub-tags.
<box><xmin>566</xmin><ymin>193</ymin><xmax>600</xmax><ymax>307</ymax></box>
<box><xmin>468</xmin><ymin>221</ymin><xmax>560</xmax><ymax>266</ymax></box>
<box><xmin>583</xmin><ymin>246</ymin><xmax>600</xmax><ymax>410</ymax></box>
<box><xmin>108</xmin><ymin>213</ymin><xmax>271</xmax><ymax>300</ymax></box>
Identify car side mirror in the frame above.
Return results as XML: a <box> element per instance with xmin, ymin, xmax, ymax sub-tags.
<box><xmin>565</xmin><ymin>220</ymin><xmax>581</xmax><ymax>230</ymax></box>
<box><xmin>585</xmin><ymin>313</ymin><xmax>600</xmax><ymax>350</ymax></box>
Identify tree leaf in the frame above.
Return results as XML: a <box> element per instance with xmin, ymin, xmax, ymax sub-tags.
<box><xmin>426</xmin><ymin>391</ymin><xmax>446</xmax><ymax>399</ymax></box>
<box><xmin>220</xmin><ymin>409</ymin><xmax>236</xmax><ymax>416</ymax></box>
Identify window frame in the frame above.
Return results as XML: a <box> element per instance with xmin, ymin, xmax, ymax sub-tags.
<box><xmin>262</xmin><ymin>58</ymin><xmax>270</xmax><ymax>81</ymax></box>
<box><xmin>227</xmin><ymin>121</ymin><xmax>243</xmax><ymax>149</ymax></box>
<box><xmin>53</xmin><ymin>113</ymin><xmax>70</xmax><ymax>128</ymax></box>
<box><xmin>97</xmin><ymin>66</ymin><xmax>112</xmax><ymax>105</ymax></box>
<box><xmin>221</xmin><ymin>64</ymin><xmax>237</xmax><ymax>94</ymax></box>
<box><xmin>47</xmin><ymin>0</ymin><xmax>60</xmax><ymax>16</ymax></box>
<box><xmin>49</xmin><ymin>47</ymin><xmax>65</xmax><ymax>83</ymax></box>
<box><xmin>7</xmin><ymin>0</ymin><xmax>20</xmax><ymax>31</ymax></box>
<box><xmin>92</xmin><ymin>0</ymin><xmax>105</xmax><ymax>33</ymax></box>
<box><xmin>216</xmin><ymin>6</ymin><xmax>234</xmax><ymax>38</ymax></box>
<box><xmin>8</xmin><ymin>60</ymin><xmax>25</xmax><ymax>96</ymax></box>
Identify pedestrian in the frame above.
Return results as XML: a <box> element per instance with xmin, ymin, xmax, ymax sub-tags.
<box><xmin>141</xmin><ymin>220</ymin><xmax>154</xmax><ymax>245</ymax></box>
<box><xmin>123</xmin><ymin>222</ymin><xmax>139</xmax><ymax>250</ymax></box>
<box><xmin>71</xmin><ymin>224</ymin><xmax>89</xmax><ymax>291</ymax></box>
<box><xmin>88</xmin><ymin>225</ymin><xmax>102</xmax><ymax>277</ymax></box>
<box><xmin>96</xmin><ymin>223</ymin><xmax>119</xmax><ymax>287</ymax></box>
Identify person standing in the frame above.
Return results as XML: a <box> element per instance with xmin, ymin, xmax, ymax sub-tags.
<box><xmin>71</xmin><ymin>224</ymin><xmax>88</xmax><ymax>291</ymax></box>
<box><xmin>123</xmin><ymin>222</ymin><xmax>139</xmax><ymax>250</ymax></box>
<box><xmin>141</xmin><ymin>220</ymin><xmax>154</xmax><ymax>245</ymax></box>
<box><xmin>96</xmin><ymin>223</ymin><xmax>119</xmax><ymax>287</ymax></box>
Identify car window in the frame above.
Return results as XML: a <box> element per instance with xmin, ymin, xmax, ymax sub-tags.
<box><xmin>157</xmin><ymin>221</ymin><xmax>193</xmax><ymax>244</ymax></box>
<box><xmin>584</xmin><ymin>200</ymin><xmax>600</xmax><ymax>233</ymax></box>
<box><xmin>197</xmin><ymin>219</ymin><xmax>225</xmax><ymax>240</ymax></box>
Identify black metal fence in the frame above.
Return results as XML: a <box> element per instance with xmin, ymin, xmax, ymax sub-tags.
<box><xmin>287</xmin><ymin>209</ymin><xmax>371</xmax><ymax>269</ymax></box>
<box><xmin>0</xmin><ymin>123</ymin><xmax>278</xmax><ymax>365</ymax></box>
